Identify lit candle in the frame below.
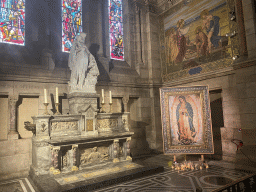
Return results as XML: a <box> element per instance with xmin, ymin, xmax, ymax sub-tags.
<box><xmin>101</xmin><ymin>89</ymin><xmax>104</xmax><ymax>103</ymax></box>
<box><xmin>44</xmin><ymin>89</ymin><xmax>47</xmax><ymax>103</ymax></box>
<box><xmin>56</xmin><ymin>87</ymin><xmax>59</xmax><ymax>103</ymax></box>
<box><xmin>173</xmin><ymin>155</ymin><xmax>176</xmax><ymax>162</ymax></box>
<box><xmin>109</xmin><ymin>91</ymin><xmax>112</xmax><ymax>104</ymax></box>
<box><xmin>201</xmin><ymin>155</ymin><xmax>204</xmax><ymax>161</ymax></box>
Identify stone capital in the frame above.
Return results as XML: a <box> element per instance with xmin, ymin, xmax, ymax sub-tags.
<box><xmin>51</xmin><ymin>146</ymin><xmax>60</xmax><ymax>151</ymax></box>
<box><xmin>9</xmin><ymin>95</ymin><xmax>19</xmax><ymax>105</ymax></box>
<box><xmin>126</xmin><ymin>137</ymin><xmax>132</xmax><ymax>142</ymax></box>
<box><xmin>72</xmin><ymin>144</ymin><xmax>78</xmax><ymax>150</ymax></box>
<box><xmin>122</xmin><ymin>96</ymin><xmax>129</xmax><ymax>105</ymax></box>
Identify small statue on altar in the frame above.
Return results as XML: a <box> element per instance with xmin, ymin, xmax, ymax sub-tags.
<box><xmin>68</xmin><ymin>32</ymin><xmax>99</xmax><ymax>93</ymax></box>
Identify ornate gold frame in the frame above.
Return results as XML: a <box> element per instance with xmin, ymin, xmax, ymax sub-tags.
<box><xmin>160</xmin><ymin>86</ymin><xmax>214</xmax><ymax>154</ymax></box>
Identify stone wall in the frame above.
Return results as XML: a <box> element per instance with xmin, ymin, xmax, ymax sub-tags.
<box><xmin>0</xmin><ymin>139</ymin><xmax>32</xmax><ymax>181</ymax></box>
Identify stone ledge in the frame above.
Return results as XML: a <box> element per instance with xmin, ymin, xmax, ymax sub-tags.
<box><xmin>29</xmin><ymin>161</ymin><xmax>164</xmax><ymax>192</ymax></box>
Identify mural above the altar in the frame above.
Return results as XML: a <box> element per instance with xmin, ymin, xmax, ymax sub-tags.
<box><xmin>159</xmin><ymin>0</ymin><xmax>238</xmax><ymax>81</ymax></box>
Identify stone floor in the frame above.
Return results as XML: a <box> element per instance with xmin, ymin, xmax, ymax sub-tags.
<box><xmin>1</xmin><ymin>154</ymin><xmax>256</xmax><ymax>192</ymax></box>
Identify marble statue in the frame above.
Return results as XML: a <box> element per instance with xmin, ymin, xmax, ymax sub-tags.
<box><xmin>68</xmin><ymin>32</ymin><xmax>99</xmax><ymax>93</ymax></box>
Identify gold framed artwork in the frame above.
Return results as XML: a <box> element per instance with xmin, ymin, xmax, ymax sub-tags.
<box><xmin>159</xmin><ymin>0</ymin><xmax>240</xmax><ymax>82</ymax></box>
<box><xmin>160</xmin><ymin>86</ymin><xmax>214</xmax><ymax>154</ymax></box>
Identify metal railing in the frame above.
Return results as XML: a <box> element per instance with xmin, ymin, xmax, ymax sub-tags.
<box><xmin>212</xmin><ymin>172</ymin><xmax>256</xmax><ymax>192</ymax></box>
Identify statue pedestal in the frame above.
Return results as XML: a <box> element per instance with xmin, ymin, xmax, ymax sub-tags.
<box><xmin>68</xmin><ymin>92</ymin><xmax>99</xmax><ymax>115</ymax></box>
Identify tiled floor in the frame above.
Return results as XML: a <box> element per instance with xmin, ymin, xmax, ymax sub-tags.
<box><xmin>1</xmin><ymin>154</ymin><xmax>255</xmax><ymax>192</ymax></box>
<box><xmin>0</xmin><ymin>178</ymin><xmax>36</xmax><ymax>192</ymax></box>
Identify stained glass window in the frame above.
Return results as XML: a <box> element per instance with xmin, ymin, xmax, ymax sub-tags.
<box><xmin>109</xmin><ymin>0</ymin><xmax>124</xmax><ymax>60</ymax></box>
<box><xmin>0</xmin><ymin>0</ymin><xmax>25</xmax><ymax>45</ymax></box>
<box><xmin>62</xmin><ymin>0</ymin><xmax>82</xmax><ymax>52</ymax></box>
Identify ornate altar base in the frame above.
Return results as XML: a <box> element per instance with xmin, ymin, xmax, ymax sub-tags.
<box><xmin>25</xmin><ymin>91</ymin><xmax>164</xmax><ymax>192</ymax></box>
<box><xmin>29</xmin><ymin>161</ymin><xmax>163</xmax><ymax>192</ymax></box>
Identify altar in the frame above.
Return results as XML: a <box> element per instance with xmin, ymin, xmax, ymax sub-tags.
<box><xmin>24</xmin><ymin>33</ymin><xmax>163</xmax><ymax>191</ymax></box>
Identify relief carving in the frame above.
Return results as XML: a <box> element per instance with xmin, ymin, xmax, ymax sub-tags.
<box><xmin>96</xmin><ymin>119</ymin><xmax>118</xmax><ymax>132</ymax></box>
<box><xmin>41</xmin><ymin>123</ymin><xmax>47</xmax><ymax>132</ymax></box>
<box><xmin>51</xmin><ymin>121</ymin><xmax>78</xmax><ymax>131</ymax></box>
<box><xmin>80</xmin><ymin>146</ymin><xmax>109</xmax><ymax>165</ymax></box>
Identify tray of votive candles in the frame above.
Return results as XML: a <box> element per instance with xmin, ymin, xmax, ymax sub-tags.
<box><xmin>171</xmin><ymin>160</ymin><xmax>209</xmax><ymax>171</ymax></box>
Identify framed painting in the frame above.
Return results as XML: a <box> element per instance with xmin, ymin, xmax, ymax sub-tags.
<box><xmin>159</xmin><ymin>0</ymin><xmax>243</xmax><ymax>82</ymax></box>
<box><xmin>160</xmin><ymin>86</ymin><xmax>214</xmax><ymax>154</ymax></box>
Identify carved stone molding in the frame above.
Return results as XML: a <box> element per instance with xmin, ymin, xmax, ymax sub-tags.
<box><xmin>51</xmin><ymin>121</ymin><xmax>78</xmax><ymax>131</ymax></box>
<box><xmin>96</xmin><ymin>119</ymin><xmax>118</xmax><ymax>133</ymax></box>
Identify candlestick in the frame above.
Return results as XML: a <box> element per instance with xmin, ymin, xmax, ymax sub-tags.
<box><xmin>109</xmin><ymin>91</ymin><xmax>112</xmax><ymax>104</ymax></box>
<box><xmin>55</xmin><ymin>103</ymin><xmax>61</xmax><ymax>115</ymax></box>
<box><xmin>101</xmin><ymin>89</ymin><xmax>105</xmax><ymax>103</ymax></box>
<box><xmin>109</xmin><ymin>103</ymin><xmax>112</xmax><ymax>113</ymax></box>
<box><xmin>44</xmin><ymin>89</ymin><xmax>47</xmax><ymax>103</ymax></box>
<box><xmin>56</xmin><ymin>87</ymin><xmax>59</xmax><ymax>103</ymax></box>
<box><xmin>44</xmin><ymin>103</ymin><xmax>50</xmax><ymax>115</ymax></box>
<box><xmin>100</xmin><ymin>103</ymin><xmax>105</xmax><ymax>113</ymax></box>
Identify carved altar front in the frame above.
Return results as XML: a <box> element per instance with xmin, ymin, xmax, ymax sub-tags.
<box><xmin>27</xmin><ymin>108</ymin><xmax>133</xmax><ymax>177</ymax></box>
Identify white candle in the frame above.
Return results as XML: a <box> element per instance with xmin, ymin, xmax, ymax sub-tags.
<box><xmin>44</xmin><ymin>89</ymin><xmax>47</xmax><ymax>103</ymax></box>
<box><xmin>109</xmin><ymin>91</ymin><xmax>112</xmax><ymax>104</ymax></box>
<box><xmin>101</xmin><ymin>89</ymin><xmax>104</xmax><ymax>103</ymax></box>
<box><xmin>56</xmin><ymin>87</ymin><xmax>59</xmax><ymax>103</ymax></box>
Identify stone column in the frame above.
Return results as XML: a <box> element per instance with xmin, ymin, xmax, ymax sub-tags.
<box><xmin>50</xmin><ymin>146</ymin><xmax>60</xmax><ymax>175</ymax></box>
<box><xmin>122</xmin><ymin>96</ymin><xmax>129</xmax><ymax>112</ymax></box>
<box><xmin>221</xmin><ymin>87</ymin><xmax>242</xmax><ymax>162</ymax></box>
<box><xmin>126</xmin><ymin>137</ymin><xmax>132</xmax><ymax>161</ymax></box>
<box><xmin>8</xmin><ymin>95</ymin><xmax>19</xmax><ymax>140</ymax></box>
<box><xmin>113</xmin><ymin>139</ymin><xmax>120</xmax><ymax>163</ymax></box>
<box><xmin>71</xmin><ymin>145</ymin><xmax>79</xmax><ymax>171</ymax></box>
